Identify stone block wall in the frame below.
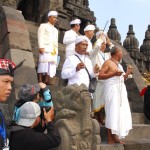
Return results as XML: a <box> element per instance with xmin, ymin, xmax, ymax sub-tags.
<box><xmin>0</xmin><ymin>6</ymin><xmax>38</xmax><ymax>118</ymax></box>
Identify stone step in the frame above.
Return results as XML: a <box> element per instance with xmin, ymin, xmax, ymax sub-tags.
<box><xmin>100</xmin><ymin>143</ymin><xmax>124</xmax><ymax>150</ymax></box>
<box><xmin>125</xmin><ymin>124</ymin><xmax>150</xmax><ymax>141</ymax></box>
<box><xmin>131</xmin><ymin>113</ymin><xmax>150</xmax><ymax>124</ymax></box>
<box><xmin>124</xmin><ymin>139</ymin><xmax>150</xmax><ymax>150</ymax></box>
<box><xmin>100</xmin><ymin>124</ymin><xmax>150</xmax><ymax>143</ymax></box>
<box><xmin>101</xmin><ymin>139</ymin><xmax>150</xmax><ymax>150</ymax></box>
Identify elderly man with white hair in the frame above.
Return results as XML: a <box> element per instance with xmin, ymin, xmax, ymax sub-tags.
<box><xmin>61</xmin><ymin>36</ymin><xmax>99</xmax><ymax>88</ymax></box>
<box><xmin>63</xmin><ymin>19</ymin><xmax>81</xmax><ymax>58</ymax></box>
<box><xmin>84</xmin><ymin>24</ymin><xmax>96</xmax><ymax>53</ymax></box>
<box><xmin>37</xmin><ymin>11</ymin><xmax>58</xmax><ymax>84</ymax></box>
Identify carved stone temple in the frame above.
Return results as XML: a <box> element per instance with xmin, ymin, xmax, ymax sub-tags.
<box><xmin>55</xmin><ymin>84</ymin><xmax>100</xmax><ymax>150</ymax></box>
<box><xmin>0</xmin><ymin>0</ymin><xmax>150</xmax><ymax>150</ymax></box>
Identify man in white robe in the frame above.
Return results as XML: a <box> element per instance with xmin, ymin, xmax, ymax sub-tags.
<box><xmin>61</xmin><ymin>36</ymin><xmax>98</xmax><ymax>88</ymax></box>
<box><xmin>99</xmin><ymin>46</ymin><xmax>132</xmax><ymax>144</ymax></box>
<box><xmin>84</xmin><ymin>24</ymin><xmax>95</xmax><ymax>53</ymax></box>
<box><xmin>63</xmin><ymin>19</ymin><xmax>81</xmax><ymax>58</ymax></box>
<box><xmin>37</xmin><ymin>11</ymin><xmax>58</xmax><ymax>83</ymax></box>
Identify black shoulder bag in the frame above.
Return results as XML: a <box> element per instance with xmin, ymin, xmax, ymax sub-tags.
<box><xmin>75</xmin><ymin>54</ymin><xmax>97</xmax><ymax>93</ymax></box>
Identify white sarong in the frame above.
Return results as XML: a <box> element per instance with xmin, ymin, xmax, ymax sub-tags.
<box><xmin>92</xmin><ymin>79</ymin><xmax>105</xmax><ymax>112</ymax></box>
<box><xmin>101</xmin><ymin>65</ymin><xmax>132</xmax><ymax>139</ymax></box>
<box><xmin>37</xmin><ymin>52</ymin><xmax>57</xmax><ymax>77</ymax></box>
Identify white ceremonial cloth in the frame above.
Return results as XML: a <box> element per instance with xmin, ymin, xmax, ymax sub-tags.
<box><xmin>63</xmin><ymin>29</ymin><xmax>78</xmax><ymax>58</ymax></box>
<box><xmin>101</xmin><ymin>64</ymin><xmax>132</xmax><ymax>139</ymax></box>
<box><xmin>61</xmin><ymin>53</ymin><xmax>95</xmax><ymax>88</ymax></box>
<box><xmin>89</xmin><ymin>39</ymin><xmax>113</xmax><ymax>112</ymax></box>
<box><xmin>37</xmin><ymin>22</ymin><xmax>58</xmax><ymax>77</ymax></box>
<box><xmin>84</xmin><ymin>35</ymin><xmax>93</xmax><ymax>53</ymax></box>
<box><xmin>91</xmin><ymin>52</ymin><xmax>110</xmax><ymax>112</ymax></box>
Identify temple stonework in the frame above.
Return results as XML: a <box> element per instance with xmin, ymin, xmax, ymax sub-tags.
<box><xmin>0</xmin><ymin>1</ymin><xmax>150</xmax><ymax>149</ymax></box>
<box><xmin>107</xmin><ymin>18</ymin><xmax>122</xmax><ymax>45</ymax></box>
<box><xmin>123</xmin><ymin>25</ymin><xmax>146</xmax><ymax>73</ymax></box>
<box><xmin>0</xmin><ymin>0</ymin><xmax>96</xmax><ymax>43</ymax></box>
<box><xmin>140</xmin><ymin>25</ymin><xmax>150</xmax><ymax>72</ymax></box>
<box><xmin>55</xmin><ymin>84</ymin><xmax>100</xmax><ymax>150</ymax></box>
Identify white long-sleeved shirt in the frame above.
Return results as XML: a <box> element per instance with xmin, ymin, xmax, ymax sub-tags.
<box><xmin>84</xmin><ymin>35</ymin><xmax>93</xmax><ymax>53</ymax></box>
<box><xmin>61</xmin><ymin>53</ymin><xmax>95</xmax><ymax>88</ymax></box>
<box><xmin>89</xmin><ymin>39</ymin><xmax>114</xmax><ymax>69</ymax></box>
<box><xmin>38</xmin><ymin>22</ymin><xmax>58</xmax><ymax>54</ymax></box>
<box><xmin>63</xmin><ymin>29</ymin><xmax>78</xmax><ymax>58</ymax></box>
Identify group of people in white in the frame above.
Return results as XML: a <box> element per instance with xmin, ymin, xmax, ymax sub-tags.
<box><xmin>37</xmin><ymin>10</ymin><xmax>133</xmax><ymax>144</ymax></box>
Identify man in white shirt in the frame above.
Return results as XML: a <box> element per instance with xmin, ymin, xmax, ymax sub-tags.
<box><xmin>61</xmin><ymin>36</ymin><xmax>98</xmax><ymax>88</ymax></box>
<box><xmin>63</xmin><ymin>19</ymin><xmax>81</xmax><ymax>58</ymax></box>
<box><xmin>37</xmin><ymin>11</ymin><xmax>58</xmax><ymax>83</ymax></box>
<box><xmin>84</xmin><ymin>24</ymin><xmax>96</xmax><ymax>53</ymax></box>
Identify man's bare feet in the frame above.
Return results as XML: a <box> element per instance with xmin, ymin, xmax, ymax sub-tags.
<box><xmin>108</xmin><ymin>139</ymin><xmax>115</xmax><ymax>144</ymax></box>
<box><xmin>112</xmin><ymin>134</ymin><xmax>125</xmax><ymax>144</ymax></box>
<box><xmin>107</xmin><ymin>129</ymin><xmax>115</xmax><ymax>144</ymax></box>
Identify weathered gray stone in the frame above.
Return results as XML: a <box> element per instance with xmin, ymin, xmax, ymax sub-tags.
<box><xmin>124</xmin><ymin>124</ymin><xmax>150</xmax><ymax>141</ymax></box>
<box><xmin>26</xmin><ymin>21</ymin><xmax>39</xmax><ymax>65</ymax></box>
<box><xmin>132</xmin><ymin>113</ymin><xmax>145</xmax><ymax>124</ymax></box>
<box><xmin>0</xmin><ymin>1</ymin><xmax>18</xmax><ymax>9</ymax></box>
<box><xmin>8</xmin><ymin>32</ymin><xmax>31</xmax><ymax>51</ymax></box>
<box><xmin>6</xmin><ymin>18</ymin><xmax>29</xmax><ymax>35</ymax></box>
<box><xmin>13</xmin><ymin>65</ymin><xmax>38</xmax><ymax>87</ymax></box>
<box><xmin>5</xmin><ymin>49</ymin><xmax>35</xmax><ymax>68</ymax></box>
<box><xmin>124</xmin><ymin>140</ymin><xmax>150</xmax><ymax>150</ymax></box>
<box><xmin>3</xmin><ymin>6</ymin><xmax>24</xmax><ymax>21</ymax></box>
<box><xmin>100</xmin><ymin>144</ymin><xmax>124</xmax><ymax>150</ymax></box>
<box><xmin>54</xmin><ymin>84</ymin><xmax>100</xmax><ymax>150</ymax></box>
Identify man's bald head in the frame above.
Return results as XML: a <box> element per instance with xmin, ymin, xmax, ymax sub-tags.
<box><xmin>110</xmin><ymin>46</ymin><xmax>122</xmax><ymax>56</ymax></box>
<box><xmin>110</xmin><ymin>46</ymin><xmax>123</xmax><ymax>61</ymax></box>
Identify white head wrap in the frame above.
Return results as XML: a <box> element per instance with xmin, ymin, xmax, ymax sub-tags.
<box><xmin>96</xmin><ymin>30</ymin><xmax>107</xmax><ymax>39</ymax></box>
<box><xmin>84</xmin><ymin>25</ymin><xmax>95</xmax><ymax>32</ymax></box>
<box><xmin>70</xmin><ymin>19</ymin><xmax>81</xmax><ymax>25</ymax></box>
<box><xmin>48</xmin><ymin>11</ymin><xmax>58</xmax><ymax>17</ymax></box>
<box><xmin>75</xmin><ymin>36</ymin><xmax>88</xmax><ymax>45</ymax></box>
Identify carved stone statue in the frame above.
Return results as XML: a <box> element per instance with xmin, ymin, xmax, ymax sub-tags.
<box><xmin>54</xmin><ymin>84</ymin><xmax>100</xmax><ymax>150</ymax></box>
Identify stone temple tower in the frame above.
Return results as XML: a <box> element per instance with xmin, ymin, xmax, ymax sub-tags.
<box><xmin>140</xmin><ymin>25</ymin><xmax>150</xmax><ymax>71</ymax></box>
<box><xmin>123</xmin><ymin>25</ymin><xmax>145</xmax><ymax>73</ymax></box>
<box><xmin>107</xmin><ymin>18</ymin><xmax>121</xmax><ymax>45</ymax></box>
<box><xmin>123</xmin><ymin>24</ymin><xmax>139</xmax><ymax>51</ymax></box>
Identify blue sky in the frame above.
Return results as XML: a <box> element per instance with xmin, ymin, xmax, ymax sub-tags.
<box><xmin>89</xmin><ymin>0</ymin><xmax>150</xmax><ymax>47</ymax></box>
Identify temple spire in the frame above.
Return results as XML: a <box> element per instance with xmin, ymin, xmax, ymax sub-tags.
<box><xmin>107</xmin><ymin>18</ymin><xmax>121</xmax><ymax>45</ymax></box>
<box><xmin>123</xmin><ymin>24</ymin><xmax>139</xmax><ymax>51</ymax></box>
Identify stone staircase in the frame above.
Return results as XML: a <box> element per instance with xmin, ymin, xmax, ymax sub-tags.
<box><xmin>100</xmin><ymin>113</ymin><xmax>150</xmax><ymax>150</ymax></box>
<box><xmin>26</xmin><ymin>20</ymin><xmax>150</xmax><ymax>150</ymax></box>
